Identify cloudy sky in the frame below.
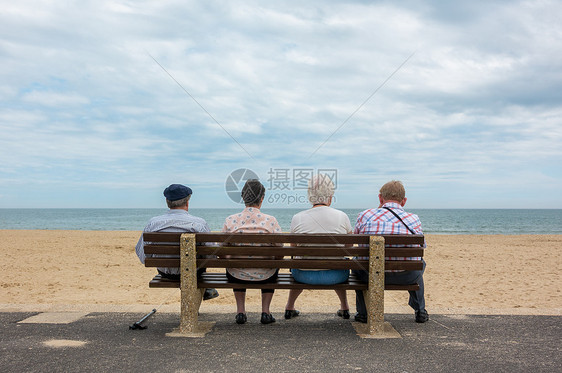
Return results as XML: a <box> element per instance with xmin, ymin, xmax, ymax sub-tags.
<box><xmin>1</xmin><ymin>0</ymin><xmax>561</xmax><ymax>209</ymax></box>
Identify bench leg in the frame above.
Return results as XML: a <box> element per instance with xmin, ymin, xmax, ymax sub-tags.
<box><xmin>180</xmin><ymin>289</ymin><xmax>204</xmax><ymax>334</ymax></box>
<box><xmin>179</xmin><ymin>233</ymin><xmax>203</xmax><ymax>334</ymax></box>
<box><xmin>367</xmin><ymin>236</ymin><xmax>385</xmax><ymax>335</ymax></box>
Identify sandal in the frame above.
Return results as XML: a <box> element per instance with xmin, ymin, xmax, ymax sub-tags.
<box><xmin>260</xmin><ymin>312</ymin><xmax>276</xmax><ymax>324</ymax></box>
<box><xmin>284</xmin><ymin>309</ymin><xmax>300</xmax><ymax>319</ymax></box>
<box><xmin>235</xmin><ymin>313</ymin><xmax>247</xmax><ymax>324</ymax></box>
<box><xmin>203</xmin><ymin>288</ymin><xmax>219</xmax><ymax>300</ymax></box>
<box><xmin>337</xmin><ymin>309</ymin><xmax>350</xmax><ymax>319</ymax></box>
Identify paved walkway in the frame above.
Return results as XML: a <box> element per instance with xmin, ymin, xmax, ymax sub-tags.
<box><xmin>1</xmin><ymin>311</ymin><xmax>560</xmax><ymax>372</ymax></box>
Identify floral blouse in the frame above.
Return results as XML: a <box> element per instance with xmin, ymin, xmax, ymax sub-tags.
<box><xmin>222</xmin><ymin>207</ymin><xmax>282</xmax><ymax>281</ymax></box>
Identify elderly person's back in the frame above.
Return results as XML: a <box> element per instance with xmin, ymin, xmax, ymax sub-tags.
<box><xmin>222</xmin><ymin>179</ymin><xmax>282</xmax><ymax>325</ymax></box>
<box><xmin>135</xmin><ymin>183</ymin><xmax>218</xmax><ymax>301</ymax></box>
<box><xmin>353</xmin><ymin>180</ymin><xmax>428</xmax><ymax>324</ymax></box>
<box><xmin>284</xmin><ymin>174</ymin><xmax>353</xmax><ymax>320</ymax></box>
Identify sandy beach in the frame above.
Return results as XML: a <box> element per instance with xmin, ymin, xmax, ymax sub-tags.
<box><xmin>1</xmin><ymin>230</ymin><xmax>560</xmax><ymax>316</ymax></box>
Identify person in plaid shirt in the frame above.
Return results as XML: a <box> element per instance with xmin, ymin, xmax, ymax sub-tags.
<box><xmin>353</xmin><ymin>180</ymin><xmax>429</xmax><ymax>323</ymax></box>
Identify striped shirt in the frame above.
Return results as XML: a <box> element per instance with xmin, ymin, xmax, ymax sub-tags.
<box><xmin>354</xmin><ymin>202</ymin><xmax>425</xmax><ymax>272</ymax></box>
<box><xmin>135</xmin><ymin>209</ymin><xmax>210</xmax><ymax>275</ymax></box>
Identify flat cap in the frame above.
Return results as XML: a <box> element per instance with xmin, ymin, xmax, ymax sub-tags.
<box><xmin>163</xmin><ymin>184</ymin><xmax>192</xmax><ymax>201</ymax></box>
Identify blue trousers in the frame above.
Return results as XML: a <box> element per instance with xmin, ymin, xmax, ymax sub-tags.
<box><xmin>291</xmin><ymin>269</ymin><xmax>349</xmax><ymax>285</ymax></box>
<box><xmin>353</xmin><ymin>260</ymin><xmax>426</xmax><ymax>316</ymax></box>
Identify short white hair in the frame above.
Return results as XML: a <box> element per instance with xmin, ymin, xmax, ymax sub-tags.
<box><xmin>308</xmin><ymin>174</ymin><xmax>335</xmax><ymax>205</ymax></box>
<box><xmin>166</xmin><ymin>195</ymin><xmax>191</xmax><ymax>209</ymax></box>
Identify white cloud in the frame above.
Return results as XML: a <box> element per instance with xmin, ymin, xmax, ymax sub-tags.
<box><xmin>0</xmin><ymin>0</ymin><xmax>561</xmax><ymax>207</ymax></box>
<box><xmin>22</xmin><ymin>91</ymin><xmax>90</xmax><ymax>106</ymax></box>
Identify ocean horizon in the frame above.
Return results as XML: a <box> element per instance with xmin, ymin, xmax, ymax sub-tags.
<box><xmin>1</xmin><ymin>208</ymin><xmax>561</xmax><ymax>235</ymax></box>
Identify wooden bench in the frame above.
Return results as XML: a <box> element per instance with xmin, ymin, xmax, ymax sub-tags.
<box><xmin>143</xmin><ymin>232</ymin><xmax>424</xmax><ymax>337</ymax></box>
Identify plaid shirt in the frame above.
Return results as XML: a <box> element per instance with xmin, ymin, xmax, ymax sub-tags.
<box><xmin>354</xmin><ymin>202</ymin><xmax>425</xmax><ymax>272</ymax></box>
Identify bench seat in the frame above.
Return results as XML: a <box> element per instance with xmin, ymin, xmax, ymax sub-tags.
<box><xmin>149</xmin><ymin>272</ymin><xmax>420</xmax><ymax>291</ymax></box>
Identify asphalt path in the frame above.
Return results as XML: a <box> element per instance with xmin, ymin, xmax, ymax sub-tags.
<box><xmin>1</xmin><ymin>312</ymin><xmax>560</xmax><ymax>372</ymax></box>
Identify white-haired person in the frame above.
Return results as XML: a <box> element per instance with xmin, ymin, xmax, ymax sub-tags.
<box><xmin>222</xmin><ymin>179</ymin><xmax>282</xmax><ymax>325</ymax></box>
<box><xmin>284</xmin><ymin>174</ymin><xmax>353</xmax><ymax>320</ymax></box>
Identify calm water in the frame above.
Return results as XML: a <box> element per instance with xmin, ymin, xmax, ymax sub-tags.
<box><xmin>1</xmin><ymin>208</ymin><xmax>561</xmax><ymax>234</ymax></box>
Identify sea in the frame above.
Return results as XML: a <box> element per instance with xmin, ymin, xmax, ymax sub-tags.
<box><xmin>0</xmin><ymin>208</ymin><xmax>561</xmax><ymax>234</ymax></box>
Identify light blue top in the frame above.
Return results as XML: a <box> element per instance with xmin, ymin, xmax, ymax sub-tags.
<box><xmin>135</xmin><ymin>209</ymin><xmax>210</xmax><ymax>275</ymax></box>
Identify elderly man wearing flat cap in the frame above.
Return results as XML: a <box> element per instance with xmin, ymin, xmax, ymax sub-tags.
<box><xmin>135</xmin><ymin>184</ymin><xmax>219</xmax><ymax>300</ymax></box>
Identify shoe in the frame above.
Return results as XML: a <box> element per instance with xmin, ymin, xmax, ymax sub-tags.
<box><xmin>203</xmin><ymin>288</ymin><xmax>219</xmax><ymax>300</ymax></box>
<box><xmin>284</xmin><ymin>309</ymin><xmax>300</xmax><ymax>319</ymax></box>
<box><xmin>415</xmin><ymin>309</ymin><xmax>429</xmax><ymax>323</ymax></box>
<box><xmin>354</xmin><ymin>313</ymin><xmax>367</xmax><ymax>323</ymax></box>
<box><xmin>337</xmin><ymin>309</ymin><xmax>350</xmax><ymax>319</ymax></box>
<box><xmin>260</xmin><ymin>312</ymin><xmax>276</xmax><ymax>324</ymax></box>
<box><xmin>235</xmin><ymin>313</ymin><xmax>247</xmax><ymax>324</ymax></box>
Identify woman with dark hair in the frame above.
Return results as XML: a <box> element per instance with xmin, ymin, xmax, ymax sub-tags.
<box><xmin>222</xmin><ymin>179</ymin><xmax>282</xmax><ymax>325</ymax></box>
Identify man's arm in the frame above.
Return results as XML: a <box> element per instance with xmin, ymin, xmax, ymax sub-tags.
<box><xmin>353</xmin><ymin>216</ymin><xmax>363</xmax><ymax>234</ymax></box>
<box><xmin>200</xmin><ymin>221</ymin><xmax>211</xmax><ymax>233</ymax></box>
<box><xmin>134</xmin><ymin>233</ymin><xmax>146</xmax><ymax>264</ymax></box>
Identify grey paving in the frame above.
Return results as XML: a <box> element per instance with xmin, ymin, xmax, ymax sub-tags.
<box><xmin>0</xmin><ymin>311</ymin><xmax>560</xmax><ymax>372</ymax></box>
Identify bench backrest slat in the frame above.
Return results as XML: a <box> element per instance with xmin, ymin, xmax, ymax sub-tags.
<box><xmin>199</xmin><ymin>259</ymin><xmax>423</xmax><ymax>271</ymax></box>
<box><xmin>143</xmin><ymin>232</ymin><xmax>424</xmax><ymax>246</ymax></box>
<box><xmin>144</xmin><ymin>244</ymin><xmax>424</xmax><ymax>257</ymax></box>
<box><xmin>144</xmin><ymin>257</ymin><xmax>424</xmax><ymax>271</ymax></box>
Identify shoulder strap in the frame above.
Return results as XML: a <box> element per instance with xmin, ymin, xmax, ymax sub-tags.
<box><xmin>383</xmin><ymin>207</ymin><xmax>416</xmax><ymax>235</ymax></box>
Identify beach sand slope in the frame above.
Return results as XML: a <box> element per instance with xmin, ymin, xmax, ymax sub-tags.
<box><xmin>1</xmin><ymin>230</ymin><xmax>560</xmax><ymax>315</ymax></box>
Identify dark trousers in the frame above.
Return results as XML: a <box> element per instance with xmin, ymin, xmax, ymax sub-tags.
<box><xmin>158</xmin><ymin>267</ymin><xmax>206</xmax><ymax>280</ymax></box>
<box><xmin>353</xmin><ymin>259</ymin><xmax>426</xmax><ymax>316</ymax></box>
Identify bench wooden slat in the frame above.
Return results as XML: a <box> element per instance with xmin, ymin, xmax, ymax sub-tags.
<box><xmin>144</xmin><ymin>244</ymin><xmax>424</xmax><ymax>257</ymax></box>
<box><xmin>199</xmin><ymin>259</ymin><xmax>368</xmax><ymax>270</ymax></box>
<box><xmin>144</xmin><ymin>245</ymin><xmax>370</xmax><ymax>256</ymax></box>
<box><xmin>200</xmin><ymin>233</ymin><xmax>370</xmax><ymax>244</ymax></box>
<box><xmin>143</xmin><ymin>244</ymin><xmax>180</xmax><ymax>255</ymax></box>
<box><xmin>196</xmin><ymin>246</ymin><xmax>370</xmax><ymax>256</ymax></box>
<box><xmin>145</xmin><ymin>258</ymin><xmax>423</xmax><ymax>271</ymax></box>
<box><xmin>197</xmin><ymin>246</ymin><xmax>424</xmax><ymax>257</ymax></box>
<box><xmin>143</xmin><ymin>232</ymin><xmax>183</xmax><ymax>242</ymax></box>
<box><xmin>145</xmin><ymin>258</ymin><xmax>180</xmax><ymax>267</ymax></box>
<box><xmin>198</xmin><ymin>259</ymin><xmax>423</xmax><ymax>271</ymax></box>
<box><xmin>148</xmin><ymin>273</ymin><xmax>420</xmax><ymax>291</ymax></box>
<box><xmin>383</xmin><ymin>248</ymin><xmax>424</xmax><ymax>257</ymax></box>
<box><xmin>199</xmin><ymin>272</ymin><xmax>371</xmax><ymax>284</ymax></box>
<box><xmin>143</xmin><ymin>232</ymin><xmax>425</xmax><ymax>246</ymax></box>
<box><xmin>145</xmin><ymin>258</ymin><xmax>366</xmax><ymax>269</ymax></box>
